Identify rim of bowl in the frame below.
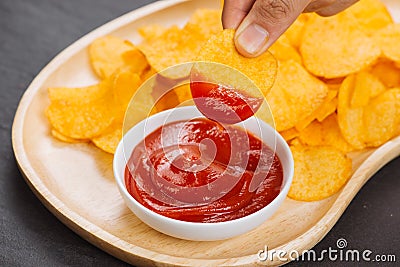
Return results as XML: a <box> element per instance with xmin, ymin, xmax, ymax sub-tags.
<box><xmin>113</xmin><ymin>106</ymin><xmax>294</xmax><ymax>227</ymax></box>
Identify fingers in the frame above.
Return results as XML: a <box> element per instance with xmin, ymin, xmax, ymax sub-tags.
<box><xmin>222</xmin><ymin>0</ymin><xmax>256</xmax><ymax>29</ymax></box>
<box><xmin>303</xmin><ymin>0</ymin><xmax>335</xmax><ymax>13</ymax></box>
<box><xmin>315</xmin><ymin>0</ymin><xmax>359</xmax><ymax>17</ymax></box>
<box><xmin>234</xmin><ymin>0</ymin><xmax>311</xmax><ymax>57</ymax></box>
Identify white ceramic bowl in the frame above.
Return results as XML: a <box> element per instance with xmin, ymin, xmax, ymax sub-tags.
<box><xmin>113</xmin><ymin>106</ymin><xmax>294</xmax><ymax>241</ymax></box>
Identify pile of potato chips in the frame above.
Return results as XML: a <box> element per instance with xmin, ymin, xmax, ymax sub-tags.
<box><xmin>46</xmin><ymin>0</ymin><xmax>400</xmax><ymax>201</ymax></box>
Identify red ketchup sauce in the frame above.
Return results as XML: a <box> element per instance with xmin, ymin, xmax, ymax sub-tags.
<box><xmin>189</xmin><ymin>72</ymin><xmax>263</xmax><ymax>124</ymax></box>
<box><xmin>125</xmin><ymin>118</ymin><xmax>283</xmax><ymax>223</ymax></box>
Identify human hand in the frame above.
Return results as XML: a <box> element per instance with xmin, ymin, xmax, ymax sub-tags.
<box><xmin>222</xmin><ymin>0</ymin><xmax>359</xmax><ymax>57</ymax></box>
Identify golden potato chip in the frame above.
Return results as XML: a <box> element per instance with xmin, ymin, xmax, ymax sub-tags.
<box><xmin>288</xmin><ymin>144</ymin><xmax>352</xmax><ymax>201</ymax></box>
<box><xmin>285</xmin><ymin>13</ymin><xmax>310</xmax><ymax>48</ymax></box>
<box><xmin>361</xmin><ymin>72</ymin><xmax>386</xmax><ymax>99</ymax></box>
<box><xmin>89</xmin><ymin>36</ymin><xmax>138</xmax><ymax>79</ymax></box>
<box><xmin>138</xmin><ymin>24</ymin><xmax>167</xmax><ymax>41</ymax></box>
<box><xmin>140</xmin><ymin>67</ymin><xmax>157</xmax><ymax>83</ymax></box>
<box><xmin>300</xmin><ymin>12</ymin><xmax>380</xmax><ymax>78</ymax></box>
<box><xmin>46</xmin><ymin>79</ymin><xmax>117</xmax><ymax>139</ymax></box>
<box><xmin>51</xmin><ymin>129</ymin><xmax>87</xmax><ymax>143</ymax></box>
<box><xmin>297</xmin><ymin>114</ymin><xmax>355</xmax><ymax>153</ymax></box>
<box><xmin>173</xmin><ymin>83</ymin><xmax>192</xmax><ymax>104</ymax></box>
<box><xmin>315</xmin><ymin>96</ymin><xmax>338</xmax><ymax>122</ymax></box>
<box><xmin>337</xmin><ymin>74</ymin><xmax>366</xmax><ymax>149</ymax></box>
<box><xmin>148</xmin><ymin>73</ymin><xmax>182</xmax><ymax>112</ymax></box>
<box><xmin>321</xmin><ymin>77</ymin><xmax>345</xmax><ymax>92</ymax></box>
<box><xmin>113</xmin><ymin>71</ymin><xmax>142</xmax><ymax>113</ymax></box>
<box><xmin>280</xmin><ymin>128</ymin><xmax>299</xmax><ymax>142</ymax></box>
<box><xmin>154</xmin><ymin>89</ymin><xmax>180</xmax><ymax>112</ymax></box>
<box><xmin>267</xmin><ymin>60</ymin><xmax>328</xmax><ymax>131</ymax></box>
<box><xmin>197</xmin><ymin>29</ymin><xmax>277</xmax><ymax>96</ymax></box>
<box><xmin>363</xmin><ymin>88</ymin><xmax>400</xmax><ymax>147</ymax></box>
<box><xmin>350</xmin><ymin>71</ymin><xmax>385</xmax><ymax>108</ymax></box>
<box><xmin>139</xmin><ymin>25</ymin><xmax>207</xmax><ymax>73</ymax></box>
<box><xmin>346</xmin><ymin>0</ymin><xmax>393</xmax><ymax>35</ymax></box>
<box><xmin>371</xmin><ymin>60</ymin><xmax>400</xmax><ymax>88</ymax></box>
<box><xmin>48</xmin><ymin>81</ymin><xmax>110</xmax><ymax>104</ymax></box>
<box><xmin>269</xmin><ymin>34</ymin><xmax>302</xmax><ymax>64</ymax></box>
<box><xmin>185</xmin><ymin>9</ymin><xmax>222</xmax><ymax>39</ymax></box>
<box><xmin>374</xmin><ymin>24</ymin><xmax>400</xmax><ymax>63</ymax></box>
<box><xmin>46</xmin><ymin>96</ymin><xmax>114</xmax><ymax>139</ymax></box>
<box><xmin>158</xmin><ymin>63</ymin><xmax>192</xmax><ymax>80</ymax></box>
<box><xmin>121</xmin><ymin>48</ymin><xmax>150</xmax><ymax>76</ymax></box>
<box><xmin>295</xmin><ymin>89</ymin><xmax>337</xmax><ymax>131</ymax></box>
<box><xmin>92</xmin><ymin>123</ymin><xmax>122</xmax><ymax>154</ymax></box>
<box><xmin>337</xmin><ymin>72</ymin><xmax>398</xmax><ymax>149</ymax></box>
<box><xmin>123</xmin><ymin>79</ymin><xmax>157</xmax><ymax>131</ymax></box>
<box><xmin>191</xmin><ymin>61</ymin><xmax>262</xmax><ymax>101</ymax></box>
<box><xmin>294</xmin><ymin>115</ymin><xmax>315</xmax><ymax>133</ymax></box>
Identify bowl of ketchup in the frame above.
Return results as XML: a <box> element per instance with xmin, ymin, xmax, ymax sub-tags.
<box><xmin>114</xmin><ymin>106</ymin><xmax>293</xmax><ymax>241</ymax></box>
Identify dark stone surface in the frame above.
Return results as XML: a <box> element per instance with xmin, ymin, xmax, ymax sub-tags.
<box><xmin>0</xmin><ymin>0</ymin><xmax>398</xmax><ymax>266</ymax></box>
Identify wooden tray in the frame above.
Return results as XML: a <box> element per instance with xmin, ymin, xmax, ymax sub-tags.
<box><xmin>12</xmin><ymin>0</ymin><xmax>400</xmax><ymax>266</ymax></box>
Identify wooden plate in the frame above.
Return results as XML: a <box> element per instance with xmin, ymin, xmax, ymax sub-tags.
<box><xmin>12</xmin><ymin>0</ymin><xmax>400</xmax><ymax>266</ymax></box>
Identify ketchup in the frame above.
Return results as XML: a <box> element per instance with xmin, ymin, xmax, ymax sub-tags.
<box><xmin>190</xmin><ymin>70</ymin><xmax>263</xmax><ymax>124</ymax></box>
<box><xmin>125</xmin><ymin>118</ymin><xmax>283</xmax><ymax>223</ymax></box>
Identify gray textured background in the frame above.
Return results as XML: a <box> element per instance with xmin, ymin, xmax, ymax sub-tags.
<box><xmin>0</xmin><ymin>0</ymin><xmax>399</xmax><ymax>266</ymax></box>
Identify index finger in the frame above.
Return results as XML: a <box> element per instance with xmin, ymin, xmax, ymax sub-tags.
<box><xmin>222</xmin><ymin>0</ymin><xmax>256</xmax><ymax>29</ymax></box>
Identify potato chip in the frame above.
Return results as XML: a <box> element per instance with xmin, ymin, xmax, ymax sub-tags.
<box><xmin>288</xmin><ymin>144</ymin><xmax>352</xmax><ymax>201</ymax></box>
<box><xmin>197</xmin><ymin>29</ymin><xmax>277</xmax><ymax>96</ymax></box>
<box><xmin>51</xmin><ymin>129</ymin><xmax>87</xmax><ymax>143</ymax></box>
<box><xmin>141</xmin><ymin>67</ymin><xmax>157</xmax><ymax>83</ymax></box>
<box><xmin>300</xmin><ymin>12</ymin><xmax>380</xmax><ymax>78</ymax></box>
<box><xmin>158</xmin><ymin>63</ymin><xmax>192</xmax><ymax>80</ymax></box>
<box><xmin>124</xmin><ymin>79</ymin><xmax>156</xmax><ymax>131</ymax></box>
<box><xmin>297</xmin><ymin>114</ymin><xmax>355</xmax><ymax>153</ymax></box>
<box><xmin>89</xmin><ymin>36</ymin><xmax>146</xmax><ymax>79</ymax></box>
<box><xmin>285</xmin><ymin>13</ymin><xmax>310</xmax><ymax>48</ymax></box>
<box><xmin>363</xmin><ymin>88</ymin><xmax>400</xmax><ymax>147</ymax></box>
<box><xmin>48</xmin><ymin>81</ymin><xmax>110</xmax><ymax>104</ymax></box>
<box><xmin>46</xmin><ymin>96</ymin><xmax>114</xmax><ymax>139</ymax></box>
<box><xmin>121</xmin><ymin>48</ymin><xmax>150</xmax><ymax>76</ymax></box>
<box><xmin>295</xmin><ymin>89</ymin><xmax>337</xmax><ymax>131</ymax></box>
<box><xmin>191</xmin><ymin>61</ymin><xmax>263</xmax><ymax>101</ymax></box>
<box><xmin>269</xmin><ymin>34</ymin><xmax>302</xmax><ymax>64</ymax></box>
<box><xmin>139</xmin><ymin>25</ymin><xmax>207</xmax><ymax>73</ymax></box>
<box><xmin>267</xmin><ymin>60</ymin><xmax>328</xmax><ymax>131</ymax></box>
<box><xmin>279</xmin><ymin>128</ymin><xmax>299</xmax><ymax>142</ymax></box>
<box><xmin>185</xmin><ymin>9</ymin><xmax>222</xmax><ymax>39</ymax></box>
<box><xmin>337</xmin><ymin>74</ymin><xmax>366</xmax><ymax>149</ymax></box>
<box><xmin>371</xmin><ymin>60</ymin><xmax>400</xmax><ymax>88</ymax></box>
<box><xmin>374</xmin><ymin>24</ymin><xmax>400</xmax><ymax>63</ymax></box>
<box><xmin>346</xmin><ymin>0</ymin><xmax>393</xmax><ymax>35</ymax></box>
<box><xmin>113</xmin><ymin>71</ymin><xmax>142</xmax><ymax>113</ymax></box>
<box><xmin>337</xmin><ymin>72</ymin><xmax>399</xmax><ymax>149</ymax></box>
<box><xmin>321</xmin><ymin>77</ymin><xmax>345</xmax><ymax>85</ymax></box>
<box><xmin>92</xmin><ymin>123</ymin><xmax>122</xmax><ymax>154</ymax></box>
<box><xmin>46</xmin><ymin>78</ymin><xmax>117</xmax><ymax>139</ymax></box>
<box><xmin>350</xmin><ymin>71</ymin><xmax>385</xmax><ymax>108</ymax></box>
<box><xmin>138</xmin><ymin>24</ymin><xmax>167</xmax><ymax>41</ymax></box>
<box><xmin>315</xmin><ymin>96</ymin><xmax>338</xmax><ymax>122</ymax></box>
<box><xmin>154</xmin><ymin>88</ymin><xmax>180</xmax><ymax>112</ymax></box>
<box><xmin>173</xmin><ymin>83</ymin><xmax>192</xmax><ymax>104</ymax></box>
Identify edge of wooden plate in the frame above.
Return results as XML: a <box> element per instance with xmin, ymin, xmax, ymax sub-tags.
<box><xmin>11</xmin><ymin>0</ymin><xmax>400</xmax><ymax>266</ymax></box>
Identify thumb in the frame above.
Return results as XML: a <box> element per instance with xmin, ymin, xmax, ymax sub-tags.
<box><xmin>234</xmin><ymin>0</ymin><xmax>311</xmax><ymax>57</ymax></box>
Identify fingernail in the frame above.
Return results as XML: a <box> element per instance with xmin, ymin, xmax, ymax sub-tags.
<box><xmin>236</xmin><ymin>23</ymin><xmax>269</xmax><ymax>56</ymax></box>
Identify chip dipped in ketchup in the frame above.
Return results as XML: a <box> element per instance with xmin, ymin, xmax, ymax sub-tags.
<box><xmin>190</xmin><ymin>69</ymin><xmax>263</xmax><ymax>124</ymax></box>
<box><xmin>125</xmin><ymin>118</ymin><xmax>283</xmax><ymax>223</ymax></box>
